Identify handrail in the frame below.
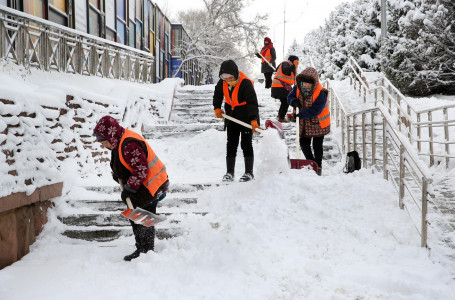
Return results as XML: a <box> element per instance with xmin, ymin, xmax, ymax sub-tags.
<box><xmin>348</xmin><ymin>56</ymin><xmax>455</xmax><ymax>167</ymax></box>
<box><xmin>326</xmin><ymin>79</ymin><xmax>434</xmax><ymax>247</ymax></box>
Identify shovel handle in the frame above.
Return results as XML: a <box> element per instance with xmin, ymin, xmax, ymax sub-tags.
<box><xmin>257</xmin><ymin>51</ymin><xmax>276</xmax><ymax>71</ymax></box>
<box><xmin>296</xmin><ymin>107</ymin><xmax>300</xmax><ymax>159</ymax></box>
<box><xmin>119</xmin><ymin>179</ymin><xmax>134</xmax><ymax>209</ymax></box>
<box><xmin>222</xmin><ymin>113</ymin><xmax>262</xmax><ymax>132</ymax></box>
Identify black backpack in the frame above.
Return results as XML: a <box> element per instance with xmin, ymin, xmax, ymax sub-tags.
<box><xmin>344</xmin><ymin>151</ymin><xmax>361</xmax><ymax>173</ymax></box>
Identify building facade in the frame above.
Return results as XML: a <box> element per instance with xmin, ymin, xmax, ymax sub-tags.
<box><xmin>0</xmin><ymin>0</ymin><xmax>201</xmax><ymax>84</ymax></box>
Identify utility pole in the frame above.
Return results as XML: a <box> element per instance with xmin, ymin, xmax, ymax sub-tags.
<box><xmin>381</xmin><ymin>0</ymin><xmax>387</xmax><ymax>39</ymax></box>
<box><xmin>380</xmin><ymin>0</ymin><xmax>387</xmax><ymax>72</ymax></box>
<box><xmin>283</xmin><ymin>0</ymin><xmax>286</xmax><ymax>60</ymax></box>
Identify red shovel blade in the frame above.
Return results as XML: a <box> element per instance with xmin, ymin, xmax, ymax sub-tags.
<box><xmin>121</xmin><ymin>209</ymin><xmax>133</xmax><ymax>218</ymax></box>
<box><xmin>290</xmin><ymin>159</ymin><xmax>318</xmax><ymax>173</ymax></box>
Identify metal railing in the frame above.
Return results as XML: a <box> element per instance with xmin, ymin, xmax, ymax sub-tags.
<box><xmin>0</xmin><ymin>6</ymin><xmax>154</xmax><ymax>83</ymax></box>
<box><xmin>348</xmin><ymin>56</ymin><xmax>455</xmax><ymax>167</ymax></box>
<box><xmin>326</xmin><ymin>79</ymin><xmax>435</xmax><ymax>247</ymax></box>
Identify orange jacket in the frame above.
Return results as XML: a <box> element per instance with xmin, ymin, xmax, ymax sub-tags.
<box><xmin>119</xmin><ymin>129</ymin><xmax>168</xmax><ymax>197</ymax></box>
<box><xmin>297</xmin><ymin>83</ymin><xmax>330</xmax><ymax>129</ymax></box>
<box><xmin>271</xmin><ymin>63</ymin><xmax>295</xmax><ymax>88</ymax></box>
<box><xmin>223</xmin><ymin>71</ymin><xmax>254</xmax><ymax>110</ymax></box>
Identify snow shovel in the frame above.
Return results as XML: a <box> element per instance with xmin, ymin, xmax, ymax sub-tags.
<box><xmin>290</xmin><ymin>107</ymin><xmax>319</xmax><ymax>173</ymax></box>
<box><xmin>222</xmin><ymin>113</ymin><xmax>287</xmax><ymax>134</ymax></box>
<box><xmin>256</xmin><ymin>51</ymin><xmax>276</xmax><ymax>71</ymax></box>
<box><xmin>119</xmin><ymin>180</ymin><xmax>166</xmax><ymax>227</ymax></box>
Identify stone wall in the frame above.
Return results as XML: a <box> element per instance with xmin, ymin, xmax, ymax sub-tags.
<box><xmin>0</xmin><ymin>182</ymin><xmax>62</xmax><ymax>269</ymax></box>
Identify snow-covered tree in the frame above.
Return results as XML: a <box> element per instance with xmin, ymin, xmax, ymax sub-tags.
<box><xmin>173</xmin><ymin>0</ymin><xmax>268</xmax><ymax>80</ymax></box>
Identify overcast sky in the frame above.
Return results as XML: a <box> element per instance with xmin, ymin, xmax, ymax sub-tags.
<box><xmin>154</xmin><ymin>0</ymin><xmax>356</xmax><ymax>63</ymax></box>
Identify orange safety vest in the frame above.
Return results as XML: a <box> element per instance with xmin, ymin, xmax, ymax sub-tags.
<box><xmin>271</xmin><ymin>63</ymin><xmax>295</xmax><ymax>88</ymax></box>
<box><xmin>119</xmin><ymin>129</ymin><xmax>168</xmax><ymax>197</ymax></box>
<box><xmin>261</xmin><ymin>48</ymin><xmax>272</xmax><ymax>64</ymax></box>
<box><xmin>223</xmin><ymin>71</ymin><xmax>254</xmax><ymax>110</ymax></box>
<box><xmin>297</xmin><ymin>83</ymin><xmax>331</xmax><ymax>129</ymax></box>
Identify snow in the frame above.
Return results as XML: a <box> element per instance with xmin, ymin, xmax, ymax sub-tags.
<box><xmin>1</xmin><ymin>63</ymin><xmax>455</xmax><ymax>299</ymax></box>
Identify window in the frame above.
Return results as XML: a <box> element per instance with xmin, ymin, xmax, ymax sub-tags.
<box><xmin>136</xmin><ymin>21</ymin><xmax>141</xmax><ymax>49</ymax></box>
<box><xmin>129</xmin><ymin>22</ymin><xmax>135</xmax><ymax>48</ymax></box>
<box><xmin>89</xmin><ymin>0</ymin><xmax>100</xmax><ymax>9</ymax></box>
<box><xmin>48</xmin><ymin>0</ymin><xmax>67</xmax><ymax>26</ymax></box>
<box><xmin>116</xmin><ymin>0</ymin><xmax>127</xmax><ymax>44</ymax></box>
<box><xmin>136</xmin><ymin>0</ymin><xmax>142</xmax><ymax>21</ymax></box>
<box><xmin>117</xmin><ymin>0</ymin><xmax>125</xmax><ymax>19</ymax></box>
<box><xmin>144</xmin><ymin>0</ymin><xmax>149</xmax><ymax>50</ymax></box>
<box><xmin>117</xmin><ymin>20</ymin><xmax>126</xmax><ymax>44</ymax></box>
<box><xmin>88</xmin><ymin>7</ymin><xmax>100</xmax><ymax>36</ymax></box>
<box><xmin>49</xmin><ymin>0</ymin><xmax>65</xmax><ymax>12</ymax></box>
<box><xmin>24</xmin><ymin>0</ymin><xmax>45</xmax><ymax>19</ymax></box>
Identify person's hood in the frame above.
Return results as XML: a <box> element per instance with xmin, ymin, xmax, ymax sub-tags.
<box><xmin>296</xmin><ymin>67</ymin><xmax>320</xmax><ymax>92</ymax></box>
<box><xmin>219</xmin><ymin>60</ymin><xmax>239</xmax><ymax>80</ymax></box>
<box><xmin>93</xmin><ymin>115</ymin><xmax>125</xmax><ymax>148</ymax></box>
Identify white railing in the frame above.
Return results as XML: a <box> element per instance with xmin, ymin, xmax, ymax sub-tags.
<box><xmin>0</xmin><ymin>6</ymin><xmax>154</xmax><ymax>83</ymax></box>
<box><xmin>326</xmin><ymin>79</ymin><xmax>434</xmax><ymax>247</ymax></box>
<box><xmin>348</xmin><ymin>56</ymin><xmax>455</xmax><ymax>168</ymax></box>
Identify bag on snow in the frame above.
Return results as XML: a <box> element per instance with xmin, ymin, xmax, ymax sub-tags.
<box><xmin>343</xmin><ymin>150</ymin><xmax>361</xmax><ymax>173</ymax></box>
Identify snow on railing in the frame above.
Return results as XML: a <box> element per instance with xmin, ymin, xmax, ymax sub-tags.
<box><xmin>348</xmin><ymin>56</ymin><xmax>455</xmax><ymax>168</ymax></box>
<box><xmin>326</xmin><ymin>79</ymin><xmax>434</xmax><ymax>247</ymax></box>
<box><xmin>0</xmin><ymin>7</ymin><xmax>154</xmax><ymax>83</ymax></box>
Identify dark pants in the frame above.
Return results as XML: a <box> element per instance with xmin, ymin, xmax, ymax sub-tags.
<box><xmin>130</xmin><ymin>202</ymin><xmax>157</xmax><ymax>253</ymax></box>
<box><xmin>226</xmin><ymin>121</ymin><xmax>253</xmax><ymax>158</ymax></box>
<box><xmin>278</xmin><ymin>97</ymin><xmax>289</xmax><ymax>119</ymax></box>
<box><xmin>264</xmin><ymin>72</ymin><xmax>273</xmax><ymax>88</ymax></box>
<box><xmin>300</xmin><ymin>135</ymin><xmax>324</xmax><ymax>167</ymax></box>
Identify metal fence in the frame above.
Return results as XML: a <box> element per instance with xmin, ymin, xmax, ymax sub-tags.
<box><xmin>326</xmin><ymin>79</ymin><xmax>434</xmax><ymax>247</ymax></box>
<box><xmin>0</xmin><ymin>6</ymin><xmax>154</xmax><ymax>83</ymax></box>
<box><xmin>348</xmin><ymin>56</ymin><xmax>455</xmax><ymax>168</ymax></box>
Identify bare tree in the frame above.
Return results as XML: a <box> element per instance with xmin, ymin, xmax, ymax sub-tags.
<box><xmin>173</xmin><ymin>0</ymin><xmax>268</xmax><ymax>81</ymax></box>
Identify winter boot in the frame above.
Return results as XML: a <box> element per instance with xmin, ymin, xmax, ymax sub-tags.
<box><xmin>239</xmin><ymin>156</ymin><xmax>254</xmax><ymax>182</ymax></box>
<box><xmin>124</xmin><ymin>249</ymin><xmax>141</xmax><ymax>261</ymax></box>
<box><xmin>222</xmin><ymin>157</ymin><xmax>236</xmax><ymax>182</ymax></box>
<box><xmin>317</xmin><ymin>167</ymin><xmax>322</xmax><ymax>176</ymax></box>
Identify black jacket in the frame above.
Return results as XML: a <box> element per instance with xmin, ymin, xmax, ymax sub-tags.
<box><xmin>213</xmin><ymin>78</ymin><xmax>259</xmax><ymax>125</ymax></box>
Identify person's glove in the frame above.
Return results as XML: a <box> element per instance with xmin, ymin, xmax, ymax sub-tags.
<box><xmin>215</xmin><ymin>108</ymin><xmax>224</xmax><ymax>118</ymax></box>
<box><xmin>291</xmin><ymin>100</ymin><xmax>301</xmax><ymax>109</ymax></box>
<box><xmin>112</xmin><ymin>172</ymin><xmax>119</xmax><ymax>183</ymax></box>
<box><xmin>255</xmin><ymin>52</ymin><xmax>261</xmax><ymax>59</ymax></box>
<box><xmin>251</xmin><ymin>120</ymin><xmax>262</xmax><ymax>133</ymax></box>
<box><xmin>121</xmin><ymin>184</ymin><xmax>137</xmax><ymax>204</ymax></box>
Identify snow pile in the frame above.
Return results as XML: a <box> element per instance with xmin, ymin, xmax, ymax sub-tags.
<box><xmin>0</xmin><ymin>61</ymin><xmax>182</xmax><ymax>197</ymax></box>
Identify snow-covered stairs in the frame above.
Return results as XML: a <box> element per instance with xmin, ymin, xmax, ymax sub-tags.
<box><xmin>59</xmin><ymin>184</ymin><xmax>209</xmax><ymax>242</ymax></box>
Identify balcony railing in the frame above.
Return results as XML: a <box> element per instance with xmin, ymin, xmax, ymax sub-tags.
<box><xmin>0</xmin><ymin>6</ymin><xmax>154</xmax><ymax>83</ymax></box>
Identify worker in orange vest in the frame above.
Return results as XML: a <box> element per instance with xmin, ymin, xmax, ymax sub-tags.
<box><xmin>287</xmin><ymin>67</ymin><xmax>330</xmax><ymax>175</ymax></box>
<box><xmin>93</xmin><ymin>116</ymin><xmax>169</xmax><ymax>261</ymax></box>
<box><xmin>255</xmin><ymin>37</ymin><xmax>276</xmax><ymax>88</ymax></box>
<box><xmin>213</xmin><ymin>60</ymin><xmax>261</xmax><ymax>182</ymax></box>
<box><xmin>271</xmin><ymin>55</ymin><xmax>299</xmax><ymax>122</ymax></box>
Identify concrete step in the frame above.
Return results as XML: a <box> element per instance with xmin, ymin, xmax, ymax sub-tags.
<box><xmin>69</xmin><ymin>197</ymin><xmax>198</xmax><ymax>211</ymax></box>
<box><xmin>62</xmin><ymin>227</ymin><xmax>183</xmax><ymax>242</ymax></box>
<box><xmin>58</xmin><ymin>211</ymin><xmax>207</xmax><ymax>227</ymax></box>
